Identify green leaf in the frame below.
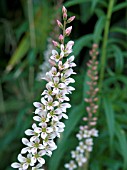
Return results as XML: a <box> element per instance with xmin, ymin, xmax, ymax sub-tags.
<box><xmin>64</xmin><ymin>0</ymin><xmax>107</xmax><ymax>7</ymax></box>
<box><xmin>115</xmin><ymin>123</ymin><xmax>127</xmax><ymax>169</ymax></box>
<box><xmin>113</xmin><ymin>2</ymin><xmax>127</xmax><ymax>12</ymax></box>
<box><xmin>48</xmin><ymin>102</ymin><xmax>85</xmax><ymax>170</ymax></box>
<box><xmin>80</xmin><ymin>2</ymin><xmax>92</xmax><ymax>23</ymax></box>
<box><xmin>110</xmin><ymin>27</ymin><xmax>127</xmax><ymax>36</ymax></box>
<box><xmin>103</xmin><ymin>97</ymin><xmax>115</xmax><ymax>148</ymax></box>
<box><xmin>64</xmin><ymin>0</ymin><xmax>89</xmax><ymax>7</ymax></box>
<box><xmin>74</xmin><ymin>34</ymin><xmax>93</xmax><ymax>57</ymax></box>
<box><xmin>91</xmin><ymin>0</ymin><xmax>100</xmax><ymax>13</ymax></box>
<box><xmin>111</xmin><ymin>45</ymin><xmax>124</xmax><ymax>74</ymax></box>
<box><xmin>93</xmin><ymin>16</ymin><xmax>106</xmax><ymax>43</ymax></box>
<box><xmin>6</xmin><ymin>35</ymin><xmax>30</xmax><ymax>71</ymax></box>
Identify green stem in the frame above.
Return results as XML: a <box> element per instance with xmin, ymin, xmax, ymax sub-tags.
<box><xmin>99</xmin><ymin>0</ymin><xmax>115</xmax><ymax>97</ymax></box>
<box><xmin>62</xmin><ymin>20</ymin><xmax>66</xmax><ymax>44</ymax></box>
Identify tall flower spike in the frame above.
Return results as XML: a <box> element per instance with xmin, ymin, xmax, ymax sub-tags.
<box><xmin>65</xmin><ymin>44</ymin><xmax>99</xmax><ymax>170</ymax></box>
<box><xmin>11</xmin><ymin>6</ymin><xmax>76</xmax><ymax>170</ymax></box>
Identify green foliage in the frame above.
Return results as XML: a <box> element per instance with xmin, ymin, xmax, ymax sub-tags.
<box><xmin>0</xmin><ymin>0</ymin><xmax>127</xmax><ymax>170</ymax></box>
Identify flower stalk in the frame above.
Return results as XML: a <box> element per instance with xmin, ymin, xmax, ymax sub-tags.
<box><xmin>65</xmin><ymin>44</ymin><xmax>99</xmax><ymax>170</ymax></box>
<box><xmin>99</xmin><ymin>0</ymin><xmax>115</xmax><ymax>98</ymax></box>
<box><xmin>11</xmin><ymin>6</ymin><xmax>76</xmax><ymax>170</ymax></box>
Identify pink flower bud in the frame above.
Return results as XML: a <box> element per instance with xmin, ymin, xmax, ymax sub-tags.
<box><xmin>94</xmin><ymin>97</ymin><xmax>98</xmax><ymax>101</ymax></box>
<box><xmin>56</xmin><ymin>20</ymin><xmax>63</xmax><ymax>29</ymax></box>
<box><xmin>83</xmin><ymin>117</ymin><xmax>88</xmax><ymax>121</ymax></box>
<box><xmin>65</xmin><ymin>26</ymin><xmax>72</xmax><ymax>36</ymax></box>
<box><xmin>93</xmin><ymin>43</ymin><xmax>98</xmax><ymax>48</ymax></box>
<box><xmin>90</xmin><ymin>122</ymin><xmax>96</xmax><ymax>126</ymax></box>
<box><xmin>63</xmin><ymin>12</ymin><xmax>67</xmax><ymax>20</ymax></box>
<box><xmin>62</xmin><ymin>6</ymin><xmax>67</xmax><ymax>13</ymax></box>
<box><xmin>59</xmin><ymin>34</ymin><xmax>64</xmax><ymax>41</ymax></box>
<box><xmin>84</xmin><ymin>98</ymin><xmax>89</xmax><ymax>102</ymax></box>
<box><xmin>93</xmin><ymin>117</ymin><xmax>97</xmax><ymax>121</ymax></box>
<box><xmin>89</xmin><ymin>50</ymin><xmax>93</xmax><ymax>56</ymax></box>
<box><xmin>67</xmin><ymin>16</ymin><xmax>75</xmax><ymax>23</ymax></box>
<box><xmin>49</xmin><ymin>59</ymin><xmax>56</xmax><ymax>66</ymax></box>
<box><xmin>52</xmin><ymin>40</ymin><xmax>59</xmax><ymax>47</ymax></box>
<box><xmin>86</xmin><ymin>107</ymin><xmax>91</xmax><ymax>112</ymax></box>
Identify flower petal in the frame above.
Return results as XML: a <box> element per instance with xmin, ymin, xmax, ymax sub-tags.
<box><xmin>11</xmin><ymin>162</ymin><xmax>21</xmax><ymax>168</ymax></box>
<box><xmin>25</xmin><ymin>129</ymin><xmax>34</xmax><ymax>136</ymax></box>
<box><xmin>22</xmin><ymin>138</ymin><xmax>29</xmax><ymax>145</ymax></box>
<box><xmin>37</xmin><ymin>157</ymin><xmax>45</xmax><ymax>165</ymax></box>
<box><xmin>18</xmin><ymin>154</ymin><xmax>26</xmax><ymax>163</ymax></box>
<box><xmin>33</xmin><ymin>102</ymin><xmax>42</xmax><ymax>108</ymax></box>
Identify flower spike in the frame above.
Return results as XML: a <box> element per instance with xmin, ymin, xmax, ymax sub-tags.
<box><xmin>65</xmin><ymin>44</ymin><xmax>99</xmax><ymax>170</ymax></box>
<box><xmin>11</xmin><ymin>6</ymin><xmax>76</xmax><ymax>170</ymax></box>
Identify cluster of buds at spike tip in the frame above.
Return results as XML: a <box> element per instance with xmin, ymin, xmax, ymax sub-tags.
<box><xmin>65</xmin><ymin>44</ymin><xmax>99</xmax><ymax>170</ymax></box>
<box><xmin>11</xmin><ymin>6</ymin><xmax>76</xmax><ymax>170</ymax></box>
<box><xmin>55</xmin><ymin>6</ymin><xmax>75</xmax><ymax>43</ymax></box>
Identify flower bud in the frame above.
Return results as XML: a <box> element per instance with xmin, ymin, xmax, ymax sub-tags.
<box><xmin>59</xmin><ymin>34</ymin><xmax>64</xmax><ymax>42</ymax></box>
<box><xmin>67</xmin><ymin>16</ymin><xmax>75</xmax><ymax>23</ymax></box>
<box><xmin>65</xmin><ymin>26</ymin><xmax>72</xmax><ymax>36</ymax></box>
<box><xmin>93</xmin><ymin>43</ymin><xmax>98</xmax><ymax>49</ymax></box>
<box><xmin>63</xmin><ymin>12</ymin><xmax>67</xmax><ymax>20</ymax></box>
<box><xmin>56</xmin><ymin>20</ymin><xmax>63</xmax><ymax>29</ymax></box>
<box><xmin>62</xmin><ymin>6</ymin><xmax>67</xmax><ymax>13</ymax></box>
<box><xmin>52</xmin><ymin>40</ymin><xmax>60</xmax><ymax>47</ymax></box>
<box><xmin>49</xmin><ymin>59</ymin><xmax>57</xmax><ymax>66</ymax></box>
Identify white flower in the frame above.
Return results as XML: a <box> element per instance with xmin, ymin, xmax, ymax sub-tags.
<box><xmin>56</xmin><ymin>91</ymin><xmax>70</xmax><ymax>102</ymax></box>
<box><xmin>34</xmin><ymin>122</ymin><xmax>53</xmax><ymax>139</ymax></box>
<box><xmin>33</xmin><ymin>111</ymin><xmax>49</xmax><ymax>126</ymax></box>
<box><xmin>61</xmin><ymin>73</ymin><xmax>75</xmax><ymax>85</ymax></box>
<box><xmin>76</xmin><ymin>154</ymin><xmax>87</xmax><ymax>167</ymax></box>
<box><xmin>71</xmin><ymin>150</ymin><xmax>80</xmax><ymax>159</ymax></box>
<box><xmin>85</xmin><ymin>138</ymin><xmax>93</xmax><ymax>146</ymax></box>
<box><xmin>32</xmin><ymin>151</ymin><xmax>45</xmax><ymax>165</ymax></box>
<box><xmin>27</xmin><ymin>138</ymin><xmax>44</xmax><ymax>154</ymax></box>
<box><xmin>58</xmin><ymin>102</ymin><xmax>71</xmax><ymax>112</ymax></box>
<box><xmin>25</xmin><ymin>123</ymin><xmax>40</xmax><ymax>142</ymax></box>
<box><xmin>76</xmin><ymin>130</ymin><xmax>84</xmax><ymax>140</ymax></box>
<box><xmin>41</xmin><ymin>96</ymin><xmax>59</xmax><ymax>110</ymax></box>
<box><xmin>47</xmin><ymin>110</ymin><xmax>59</xmax><ymax>121</ymax></box>
<box><xmin>62</xmin><ymin>41</ymin><xmax>74</xmax><ymax>56</ymax></box>
<box><xmin>50</xmin><ymin>67</ymin><xmax>60</xmax><ymax>77</ymax></box>
<box><xmin>48</xmin><ymin>77</ymin><xmax>66</xmax><ymax>94</ymax></box>
<box><xmin>41</xmin><ymin>84</ymin><xmax>55</xmax><ymax>98</ymax></box>
<box><xmin>83</xmin><ymin>129</ymin><xmax>91</xmax><ymax>138</ymax></box>
<box><xmin>66</xmin><ymin>55</ymin><xmax>76</xmax><ymax>67</ymax></box>
<box><xmin>41</xmin><ymin>144</ymin><xmax>57</xmax><ymax>157</ymax></box>
<box><xmin>50</xmin><ymin>120</ymin><xmax>65</xmax><ymax>138</ymax></box>
<box><xmin>16</xmin><ymin>154</ymin><xmax>35</xmax><ymax>169</ymax></box>
<box><xmin>64</xmin><ymin>68</ymin><xmax>76</xmax><ymax>78</ymax></box>
<box><xmin>65</xmin><ymin>86</ymin><xmax>75</xmax><ymax>94</ymax></box>
<box><xmin>43</xmin><ymin>137</ymin><xmax>56</xmax><ymax>148</ymax></box>
<box><xmin>33</xmin><ymin>102</ymin><xmax>45</xmax><ymax>114</ymax></box>
<box><xmin>21</xmin><ymin>138</ymin><xmax>31</xmax><ymax>154</ymax></box>
<box><xmin>50</xmin><ymin>50</ymin><xmax>63</xmax><ymax>62</ymax></box>
<box><xmin>90</xmin><ymin>128</ymin><xmax>98</xmax><ymax>137</ymax></box>
<box><xmin>76</xmin><ymin>141</ymin><xmax>86</xmax><ymax>153</ymax></box>
<box><xmin>65</xmin><ymin>160</ymin><xmax>77</xmax><ymax>170</ymax></box>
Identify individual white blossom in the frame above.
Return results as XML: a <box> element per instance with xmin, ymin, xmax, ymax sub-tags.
<box><xmin>65</xmin><ymin>160</ymin><xmax>77</xmax><ymax>170</ymax></box>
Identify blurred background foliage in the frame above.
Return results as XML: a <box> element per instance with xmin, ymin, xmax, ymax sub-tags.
<box><xmin>0</xmin><ymin>0</ymin><xmax>127</xmax><ymax>170</ymax></box>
